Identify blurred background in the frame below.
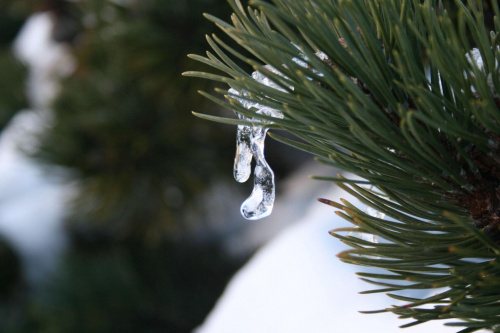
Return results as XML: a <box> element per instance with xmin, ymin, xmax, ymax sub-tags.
<box><xmin>0</xmin><ymin>0</ymin><xmax>313</xmax><ymax>332</ymax></box>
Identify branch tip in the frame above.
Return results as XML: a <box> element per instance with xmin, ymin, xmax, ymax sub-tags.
<box><xmin>317</xmin><ymin>197</ymin><xmax>333</xmax><ymax>205</ymax></box>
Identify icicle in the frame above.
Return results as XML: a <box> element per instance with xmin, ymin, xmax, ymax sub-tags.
<box><xmin>233</xmin><ymin>121</ymin><xmax>252</xmax><ymax>182</ymax></box>
<box><xmin>229</xmin><ymin>86</ymin><xmax>283</xmax><ymax>220</ymax></box>
<box><xmin>230</xmin><ymin>52</ymin><xmax>329</xmax><ymax>220</ymax></box>
<box><xmin>233</xmin><ymin>92</ymin><xmax>253</xmax><ymax>183</ymax></box>
<box><xmin>239</xmin><ymin>109</ymin><xmax>279</xmax><ymax>220</ymax></box>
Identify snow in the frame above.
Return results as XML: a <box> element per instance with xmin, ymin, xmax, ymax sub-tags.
<box><xmin>0</xmin><ymin>12</ymin><xmax>75</xmax><ymax>283</ymax></box>
<box><xmin>195</xmin><ymin>184</ymin><xmax>478</xmax><ymax>333</ymax></box>
<box><xmin>0</xmin><ymin>110</ymin><xmax>72</xmax><ymax>283</ymax></box>
<box><xmin>13</xmin><ymin>12</ymin><xmax>75</xmax><ymax>110</ymax></box>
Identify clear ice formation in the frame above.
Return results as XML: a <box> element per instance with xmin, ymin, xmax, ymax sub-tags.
<box><xmin>349</xmin><ymin>206</ymin><xmax>384</xmax><ymax>243</ymax></box>
<box><xmin>230</xmin><ymin>81</ymin><xmax>284</xmax><ymax>220</ymax></box>
<box><xmin>231</xmin><ymin>52</ymin><xmax>328</xmax><ymax>220</ymax></box>
<box><xmin>365</xmin><ymin>206</ymin><xmax>385</xmax><ymax>221</ymax></box>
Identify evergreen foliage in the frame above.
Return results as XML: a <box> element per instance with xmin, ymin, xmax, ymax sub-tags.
<box><xmin>187</xmin><ymin>0</ymin><xmax>500</xmax><ymax>330</ymax></box>
<box><xmin>29</xmin><ymin>237</ymin><xmax>242</xmax><ymax>333</ymax></box>
<box><xmin>33</xmin><ymin>0</ymin><xmax>236</xmax><ymax>237</ymax></box>
<box><xmin>0</xmin><ymin>6</ymin><xmax>28</xmax><ymax>132</ymax></box>
<box><xmin>0</xmin><ymin>49</ymin><xmax>27</xmax><ymax>131</ymax></box>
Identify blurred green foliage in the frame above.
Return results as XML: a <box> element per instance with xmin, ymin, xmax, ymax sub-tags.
<box><xmin>0</xmin><ymin>238</ymin><xmax>22</xmax><ymax>300</ymax></box>
<box><xmin>0</xmin><ymin>5</ymin><xmax>28</xmax><ymax>131</ymax></box>
<box><xmin>29</xmin><ymin>238</ymin><xmax>242</xmax><ymax>333</ymax></box>
<box><xmin>32</xmin><ymin>0</ymin><xmax>237</xmax><ymax>237</ymax></box>
<box><xmin>0</xmin><ymin>236</ymin><xmax>242</xmax><ymax>333</ymax></box>
<box><xmin>0</xmin><ymin>49</ymin><xmax>27</xmax><ymax>130</ymax></box>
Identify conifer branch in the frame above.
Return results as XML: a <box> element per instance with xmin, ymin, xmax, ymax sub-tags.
<box><xmin>186</xmin><ymin>0</ymin><xmax>500</xmax><ymax>330</ymax></box>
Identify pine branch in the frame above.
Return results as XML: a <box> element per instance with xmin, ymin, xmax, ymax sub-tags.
<box><xmin>186</xmin><ymin>0</ymin><xmax>500</xmax><ymax>330</ymax></box>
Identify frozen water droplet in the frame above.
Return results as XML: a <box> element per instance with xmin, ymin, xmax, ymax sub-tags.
<box><xmin>349</xmin><ymin>231</ymin><xmax>378</xmax><ymax>244</ymax></box>
<box><xmin>229</xmin><ymin>48</ymin><xmax>327</xmax><ymax>220</ymax></box>
<box><xmin>232</xmin><ymin>104</ymin><xmax>283</xmax><ymax>219</ymax></box>
<box><xmin>240</xmin><ymin>125</ymin><xmax>275</xmax><ymax>220</ymax></box>
<box><xmin>346</xmin><ymin>205</ymin><xmax>383</xmax><ymax>259</ymax></box>
<box><xmin>365</xmin><ymin>206</ymin><xmax>385</xmax><ymax>220</ymax></box>
<box><xmin>234</xmin><ymin>115</ymin><xmax>278</xmax><ymax>219</ymax></box>
<box><xmin>229</xmin><ymin>88</ymin><xmax>252</xmax><ymax>182</ymax></box>
<box><xmin>348</xmin><ymin>206</ymin><xmax>383</xmax><ymax>244</ymax></box>
<box><xmin>251</xmin><ymin>65</ymin><xmax>288</xmax><ymax>92</ymax></box>
<box><xmin>229</xmin><ymin>76</ymin><xmax>284</xmax><ymax>219</ymax></box>
<box><xmin>234</xmin><ymin>120</ymin><xmax>253</xmax><ymax>183</ymax></box>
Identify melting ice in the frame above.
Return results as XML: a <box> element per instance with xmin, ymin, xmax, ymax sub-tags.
<box><xmin>229</xmin><ymin>82</ymin><xmax>283</xmax><ymax>220</ymax></box>
<box><xmin>230</xmin><ymin>51</ymin><xmax>328</xmax><ymax>220</ymax></box>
